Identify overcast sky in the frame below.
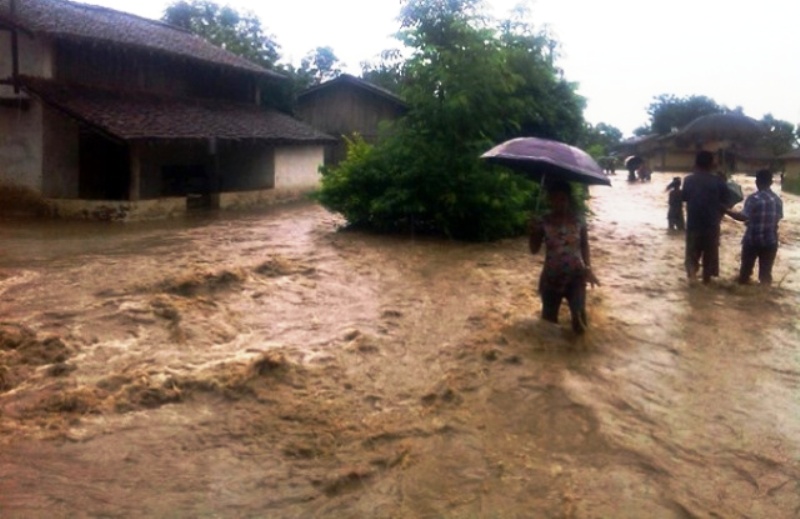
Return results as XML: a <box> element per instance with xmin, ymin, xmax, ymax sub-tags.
<box><xmin>88</xmin><ymin>0</ymin><xmax>800</xmax><ymax>137</ymax></box>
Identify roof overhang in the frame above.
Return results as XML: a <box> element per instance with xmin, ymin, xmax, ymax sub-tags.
<box><xmin>19</xmin><ymin>76</ymin><xmax>335</xmax><ymax>145</ymax></box>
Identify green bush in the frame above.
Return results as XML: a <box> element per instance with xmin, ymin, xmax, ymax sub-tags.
<box><xmin>316</xmin><ymin>135</ymin><xmax>542</xmax><ymax>241</ymax></box>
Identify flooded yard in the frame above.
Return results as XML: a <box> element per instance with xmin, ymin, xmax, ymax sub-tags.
<box><xmin>1</xmin><ymin>173</ymin><xmax>799</xmax><ymax>518</ymax></box>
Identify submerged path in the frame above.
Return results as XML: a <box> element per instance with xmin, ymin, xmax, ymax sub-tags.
<box><xmin>1</xmin><ymin>174</ymin><xmax>799</xmax><ymax>517</ymax></box>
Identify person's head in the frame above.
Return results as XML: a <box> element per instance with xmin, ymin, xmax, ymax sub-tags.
<box><xmin>545</xmin><ymin>179</ymin><xmax>573</xmax><ymax>213</ymax></box>
<box><xmin>755</xmin><ymin>169</ymin><xmax>773</xmax><ymax>190</ymax></box>
<box><xmin>666</xmin><ymin>177</ymin><xmax>681</xmax><ymax>191</ymax></box>
<box><xmin>695</xmin><ymin>150</ymin><xmax>715</xmax><ymax>171</ymax></box>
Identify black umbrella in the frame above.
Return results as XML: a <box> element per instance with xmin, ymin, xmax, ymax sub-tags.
<box><xmin>624</xmin><ymin>155</ymin><xmax>644</xmax><ymax>169</ymax></box>
<box><xmin>676</xmin><ymin>113</ymin><xmax>766</xmax><ymax>145</ymax></box>
<box><xmin>481</xmin><ymin>137</ymin><xmax>611</xmax><ymax>186</ymax></box>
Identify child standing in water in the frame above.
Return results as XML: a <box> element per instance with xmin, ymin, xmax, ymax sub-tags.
<box><xmin>666</xmin><ymin>177</ymin><xmax>685</xmax><ymax>231</ymax></box>
<box><xmin>529</xmin><ymin>180</ymin><xmax>600</xmax><ymax>334</ymax></box>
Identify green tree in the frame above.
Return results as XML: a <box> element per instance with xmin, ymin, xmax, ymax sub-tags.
<box><xmin>646</xmin><ymin>94</ymin><xmax>724</xmax><ymax>135</ymax></box>
<box><xmin>294</xmin><ymin>46</ymin><xmax>344</xmax><ymax>88</ymax></box>
<box><xmin>317</xmin><ymin>0</ymin><xmax>585</xmax><ymax>241</ymax></box>
<box><xmin>494</xmin><ymin>11</ymin><xmax>585</xmax><ymax>143</ymax></box>
<box><xmin>579</xmin><ymin>122</ymin><xmax>623</xmax><ymax>158</ymax></box>
<box><xmin>360</xmin><ymin>49</ymin><xmax>406</xmax><ymax>93</ymax></box>
<box><xmin>163</xmin><ymin>0</ymin><xmax>280</xmax><ymax>68</ymax></box>
<box><xmin>758</xmin><ymin>114</ymin><xmax>798</xmax><ymax>170</ymax></box>
<box><xmin>759</xmin><ymin>114</ymin><xmax>797</xmax><ymax>154</ymax></box>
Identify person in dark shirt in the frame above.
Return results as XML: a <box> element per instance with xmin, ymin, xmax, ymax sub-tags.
<box><xmin>681</xmin><ymin>151</ymin><xmax>728</xmax><ymax>283</ymax></box>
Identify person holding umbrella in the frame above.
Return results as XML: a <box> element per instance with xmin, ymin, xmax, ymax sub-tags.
<box><xmin>529</xmin><ymin>180</ymin><xmax>600</xmax><ymax>334</ymax></box>
<box><xmin>625</xmin><ymin>155</ymin><xmax>643</xmax><ymax>182</ymax></box>
<box><xmin>480</xmin><ymin>137</ymin><xmax>608</xmax><ymax>333</ymax></box>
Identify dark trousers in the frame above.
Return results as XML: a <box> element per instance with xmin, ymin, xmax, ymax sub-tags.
<box><xmin>668</xmin><ymin>208</ymin><xmax>685</xmax><ymax>231</ymax></box>
<box><xmin>739</xmin><ymin>243</ymin><xmax>778</xmax><ymax>284</ymax></box>
<box><xmin>685</xmin><ymin>229</ymin><xmax>720</xmax><ymax>282</ymax></box>
<box><xmin>540</xmin><ymin>277</ymin><xmax>587</xmax><ymax>333</ymax></box>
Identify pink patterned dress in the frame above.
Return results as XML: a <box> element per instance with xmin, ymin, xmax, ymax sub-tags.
<box><xmin>537</xmin><ymin>215</ymin><xmax>587</xmax><ymax>295</ymax></box>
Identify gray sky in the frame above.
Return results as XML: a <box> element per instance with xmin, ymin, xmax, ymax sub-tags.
<box><xmin>88</xmin><ymin>0</ymin><xmax>800</xmax><ymax>137</ymax></box>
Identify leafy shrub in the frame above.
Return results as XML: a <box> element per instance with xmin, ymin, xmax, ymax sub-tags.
<box><xmin>316</xmin><ymin>134</ymin><xmax>542</xmax><ymax>242</ymax></box>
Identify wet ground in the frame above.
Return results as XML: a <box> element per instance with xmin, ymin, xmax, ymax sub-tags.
<box><xmin>1</xmin><ymin>173</ymin><xmax>799</xmax><ymax>518</ymax></box>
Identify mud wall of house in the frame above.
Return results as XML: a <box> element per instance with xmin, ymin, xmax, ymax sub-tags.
<box><xmin>219</xmin><ymin>143</ymin><xmax>275</xmax><ymax>191</ymax></box>
<box><xmin>41</xmin><ymin>105</ymin><xmax>79</xmax><ymax>197</ymax></box>
<box><xmin>136</xmin><ymin>141</ymin><xmax>276</xmax><ymax>198</ymax></box>
<box><xmin>54</xmin><ymin>43</ymin><xmax>256</xmax><ymax>104</ymax></box>
<box><xmin>0</xmin><ymin>99</ymin><xmax>43</xmax><ymax>190</ymax></box>
<box><xmin>274</xmin><ymin>145</ymin><xmax>322</xmax><ymax>190</ymax></box>
<box><xmin>0</xmin><ymin>32</ymin><xmax>53</xmax><ymax>191</ymax></box>
<box><xmin>783</xmin><ymin>165</ymin><xmax>800</xmax><ymax>195</ymax></box>
<box><xmin>654</xmin><ymin>149</ymin><xmax>695</xmax><ymax>173</ymax></box>
<box><xmin>137</xmin><ymin>142</ymin><xmax>210</xmax><ymax>199</ymax></box>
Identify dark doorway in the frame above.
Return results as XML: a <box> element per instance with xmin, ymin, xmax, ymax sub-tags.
<box><xmin>79</xmin><ymin>131</ymin><xmax>130</xmax><ymax>200</ymax></box>
<box><xmin>161</xmin><ymin>164</ymin><xmax>213</xmax><ymax>210</ymax></box>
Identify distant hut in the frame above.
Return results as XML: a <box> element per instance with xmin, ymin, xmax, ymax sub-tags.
<box><xmin>295</xmin><ymin>74</ymin><xmax>408</xmax><ymax>166</ymax></box>
<box><xmin>778</xmin><ymin>148</ymin><xmax>800</xmax><ymax>194</ymax></box>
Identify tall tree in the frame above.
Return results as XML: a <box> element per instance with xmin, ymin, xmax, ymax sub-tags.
<box><xmin>294</xmin><ymin>46</ymin><xmax>344</xmax><ymax>88</ymax></box>
<box><xmin>579</xmin><ymin>122</ymin><xmax>623</xmax><ymax>158</ymax></box>
<box><xmin>317</xmin><ymin>0</ymin><xmax>585</xmax><ymax>241</ymax></box>
<box><xmin>360</xmin><ymin>49</ymin><xmax>406</xmax><ymax>94</ymax></box>
<box><xmin>758</xmin><ymin>114</ymin><xmax>798</xmax><ymax>157</ymax></box>
<box><xmin>646</xmin><ymin>94</ymin><xmax>724</xmax><ymax>135</ymax></box>
<box><xmin>494</xmin><ymin>9</ymin><xmax>585</xmax><ymax>143</ymax></box>
<box><xmin>163</xmin><ymin>0</ymin><xmax>280</xmax><ymax>69</ymax></box>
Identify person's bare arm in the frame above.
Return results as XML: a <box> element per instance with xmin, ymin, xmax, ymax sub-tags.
<box><xmin>725</xmin><ymin>208</ymin><xmax>747</xmax><ymax>222</ymax></box>
<box><xmin>580</xmin><ymin>225</ymin><xmax>600</xmax><ymax>287</ymax></box>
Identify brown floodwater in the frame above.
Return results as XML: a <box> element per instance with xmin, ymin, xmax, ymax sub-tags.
<box><xmin>1</xmin><ymin>174</ymin><xmax>799</xmax><ymax>518</ymax></box>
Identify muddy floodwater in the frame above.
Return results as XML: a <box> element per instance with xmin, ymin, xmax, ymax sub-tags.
<box><xmin>1</xmin><ymin>173</ymin><xmax>799</xmax><ymax>518</ymax></box>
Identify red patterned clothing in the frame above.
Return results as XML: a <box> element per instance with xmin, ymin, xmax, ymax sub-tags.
<box><xmin>535</xmin><ymin>215</ymin><xmax>587</xmax><ymax>294</ymax></box>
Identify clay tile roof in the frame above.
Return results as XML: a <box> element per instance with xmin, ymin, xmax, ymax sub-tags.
<box><xmin>0</xmin><ymin>0</ymin><xmax>284</xmax><ymax>79</ymax></box>
<box><xmin>297</xmin><ymin>73</ymin><xmax>407</xmax><ymax>109</ymax></box>
<box><xmin>20</xmin><ymin>76</ymin><xmax>334</xmax><ymax>144</ymax></box>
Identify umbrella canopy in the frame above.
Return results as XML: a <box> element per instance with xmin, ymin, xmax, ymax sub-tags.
<box><xmin>481</xmin><ymin>137</ymin><xmax>610</xmax><ymax>186</ymax></box>
<box><xmin>624</xmin><ymin>155</ymin><xmax>644</xmax><ymax>169</ymax></box>
<box><xmin>676</xmin><ymin>113</ymin><xmax>766</xmax><ymax>145</ymax></box>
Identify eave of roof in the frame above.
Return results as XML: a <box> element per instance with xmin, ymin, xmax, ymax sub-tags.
<box><xmin>297</xmin><ymin>73</ymin><xmax>407</xmax><ymax>109</ymax></box>
<box><xmin>20</xmin><ymin>76</ymin><xmax>335</xmax><ymax>144</ymax></box>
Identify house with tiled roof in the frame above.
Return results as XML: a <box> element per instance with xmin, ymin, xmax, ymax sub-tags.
<box><xmin>296</xmin><ymin>74</ymin><xmax>407</xmax><ymax>166</ymax></box>
<box><xmin>0</xmin><ymin>0</ymin><xmax>333</xmax><ymax>219</ymax></box>
<box><xmin>778</xmin><ymin>148</ymin><xmax>800</xmax><ymax>194</ymax></box>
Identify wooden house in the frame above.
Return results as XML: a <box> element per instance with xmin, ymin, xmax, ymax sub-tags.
<box><xmin>0</xmin><ymin>0</ymin><xmax>333</xmax><ymax>220</ymax></box>
<box><xmin>295</xmin><ymin>74</ymin><xmax>407</xmax><ymax>166</ymax></box>
<box><xmin>613</xmin><ymin>133</ymin><xmax>694</xmax><ymax>173</ymax></box>
<box><xmin>778</xmin><ymin>148</ymin><xmax>800</xmax><ymax>194</ymax></box>
<box><xmin>615</xmin><ymin>133</ymin><xmax>770</xmax><ymax>174</ymax></box>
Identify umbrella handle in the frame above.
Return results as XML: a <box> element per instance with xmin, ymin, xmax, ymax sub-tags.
<box><xmin>535</xmin><ymin>174</ymin><xmax>547</xmax><ymax>212</ymax></box>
